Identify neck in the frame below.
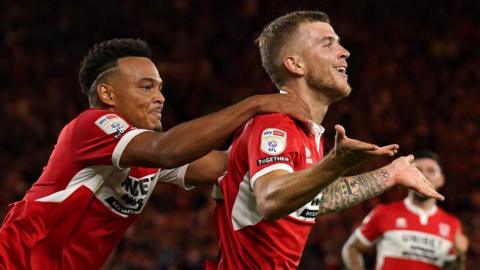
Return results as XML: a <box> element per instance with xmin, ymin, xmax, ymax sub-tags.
<box><xmin>281</xmin><ymin>81</ymin><xmax>330</xmax><ymax>124</ymax></box>
<box><xmin>408</xmin><ymin>191</ymin><xmax>437</xmax><ymax>211</ymax></box>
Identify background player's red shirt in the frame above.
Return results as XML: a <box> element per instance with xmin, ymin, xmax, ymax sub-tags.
<box><xmin>0</xmin><ymin>109</ymin><xmax>190</xmax><ymax>270</ymax></box>
<box><xmin>355</xmin><ymin>197</ymin><xmax>461</xmax><ymax>270</ymax></box>
<box><xmin>211</xmin><ymin>113</ymin><xmax>325</xmax><ymax>270</ymax></box>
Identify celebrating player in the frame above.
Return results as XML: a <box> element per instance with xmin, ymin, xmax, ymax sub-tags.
<box><xmin>206</xmin><ymin>11</ymin><xmax>444</xmax><ymax>270</ymax></box>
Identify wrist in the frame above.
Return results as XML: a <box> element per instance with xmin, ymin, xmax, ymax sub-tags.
<box><xmin>379</xmin><ymin>164</ymin><xmax>396</xmax><ymax>188</ymax></box>
<box><xmin>317</xmin><ymin>150</ymin><xmax>350</xmax><ymax>178</ymax></box>
<box><xmin>247</xmin><ymin>95</ymin><xmax>265</xmax><ymax>115</ymax></box>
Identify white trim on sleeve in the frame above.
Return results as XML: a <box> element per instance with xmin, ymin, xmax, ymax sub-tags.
<box><xmin>250</xmin><ymin>163</ymin><xmax>293</xmax><ymax>189</ymax></box>
<box><xmin>112</xmin><ymin>129</ymin><xmax>151</xmax><ymax>169</ymax></box>
<box><xmin>444</xmin><ymin>254</ymin><xmax>457</xmax><ymax>262</ymax></box>
<box><xmin>156</xmin><ymin>164</ymin><xmax>194</xmax><ymax>190</ymax></box>
<box><xmin>176</xmin><ymin>164</ymin><xmax>194</xmax><ymax>190</ymax></box>
<box><xmin>354</xmin><ymin>228</ymin><xmax>374</xmax><ymax>247</ymax></box>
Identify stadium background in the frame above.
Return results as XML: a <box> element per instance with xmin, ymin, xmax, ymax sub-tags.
<box><xmin>1</xmin><ymin>0</ymin><xmax>479</xmax><ymax>269</ymax></box>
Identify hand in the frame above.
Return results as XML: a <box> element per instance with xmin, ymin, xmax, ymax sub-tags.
<box><xmin>332</xmin><ymin>124</ymin><xmax>399</xmax><ymax>169</ymax></box>
<box><xmin>455</xmin><ymin>230</ymin><xmax>469</xmax><ymax>255</ymax></box>
<box><xmin>251</xmin><ymin>93</ymin><xmax>314</xmax><ymax>133</ymax></box>
<box><xmin>387</xmin><ymin>155</ymin><xmax>445</xmax><ymax>200</ymax></box>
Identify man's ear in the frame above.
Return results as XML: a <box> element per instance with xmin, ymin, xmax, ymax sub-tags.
<box><xmin>96</xmin><ymin>84</ymin><xmax>116</xmax><ymax>106</ymax></box>
<box><xmin>283</xmin><ymin>55</ymin><xmax>305</xmax><ymax>76</ymax></box>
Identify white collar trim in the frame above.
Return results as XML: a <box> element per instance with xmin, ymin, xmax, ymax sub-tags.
<box><xmin>403</xmin><ymin>194</ymin><xmax>437</xmax><ymax>225</ymax></box>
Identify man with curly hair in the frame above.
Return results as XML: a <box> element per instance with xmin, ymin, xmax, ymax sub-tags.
<box><xmin>0</xmin><ymin>38</ymin><xmax>313</xmax><ymax>270</ymax></box>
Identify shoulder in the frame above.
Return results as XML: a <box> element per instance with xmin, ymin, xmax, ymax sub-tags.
<box><xmin>248</xmin><ymin>113</ymin><xmax>302</xmax><ymax>134</ymax></box>
<box><xmin>251</xmin><ymin>113</ymin><xmax>296</xmax><ymax>125</ymax></box>
<box><xmin>367</xmin><ymin>202</ymin><xmax>401</xmax><ymax>218</ymax></box>
<box><xmin>77</xmin><ymin>108</ymin><xmax>129</xmax><ymax>124</ymax></box>
<box><xmin>74</xmin><ymin>108</ymin><xmax>132</xmax><ymax>135</ymax></box>
<box><xmin>437</xmin><ymin>207</ymin><xmax>462</xmax><ymax>226</ymax></box>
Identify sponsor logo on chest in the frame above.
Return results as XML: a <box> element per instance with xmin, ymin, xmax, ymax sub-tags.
<box><xmin>102</xmin><ymin>173</ymin><xmax>157</xmax><ymax>216</ymax></box>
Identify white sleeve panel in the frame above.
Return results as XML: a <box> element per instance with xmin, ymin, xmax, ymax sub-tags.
<box><xmin>112</xmin><ymin>129</ymin><xmax>151</xmax><ymax>169</ymax></box>
<box><xmin>157</xmin><ymin>164</ymin><xmax>194</xmax><ymax>190</ymax></box>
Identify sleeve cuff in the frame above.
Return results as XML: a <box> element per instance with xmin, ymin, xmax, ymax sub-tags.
<box><xmin>176</xmin><ymin>164</ymin><xmax>195</xmax><ymax>190</ymax></box>
<box><xmin>112</xmin><ymin>129</ymin><xmax>151</xmax><ymax>169</ymax></box>
<box><xmin>250</xmin><ymin>163</ymin><xmax>294</xmax><ymax>189</ymax></box>
<box><xmin>354</xmin><ymin>229</ymin><xmax>374</xmax><ymax>247</ymax></box>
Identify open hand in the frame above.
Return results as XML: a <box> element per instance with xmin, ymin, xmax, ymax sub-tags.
<box><xmin>388</xmin><ymin>155</ymin><xmax>444</xmax><ymax>200</ymax></box>
<box><xmin>332</xmin><ymin>124</ymin><xmax>399</xmax><ymax>169</ymax></box>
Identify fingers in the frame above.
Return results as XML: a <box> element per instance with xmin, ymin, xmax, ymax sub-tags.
<box><xmin>370</xmin><ymin>144</ymin><xmax>399</xmax><ymax>157</ymax></box>
<box><xmin>414</xmin><ymin>174</ymin><xmax>445</xmax><ymax>201</ymax></box>
<box><xmin>334</xmin><ymin>124</ymin><xmax>347</xmax><ymax>141</ymax></box>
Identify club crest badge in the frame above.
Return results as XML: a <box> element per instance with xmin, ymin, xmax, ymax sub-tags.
<box><xmin>439</xmin><ymin>223</ymin><xmax>450</xmax><ymax>237</ymax></box>
<box><xmin>260</xmin><ymin>128</ymin><xmax>287</xmax><ymax>155</ymax></box>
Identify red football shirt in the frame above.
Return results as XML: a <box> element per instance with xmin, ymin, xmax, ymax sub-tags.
<box><xmin>355</xmin><ymin>196</ymin><xmax>461</xmax><ymax>269</ymax></box>
<box><xmin>0</xmin><ymin>109</ymin><xmax>191</xmax><ymax>270</ymax></box>
<box><xmin>210</xmin><ymin>113</ymin><xmax>325</xmax><ymax>270</ymax></box>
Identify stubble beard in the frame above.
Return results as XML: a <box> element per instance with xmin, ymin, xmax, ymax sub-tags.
<box><xmin>306</xmin><ymin>70</ymin><xmax>352</xmax><ymax>103</ymax></box>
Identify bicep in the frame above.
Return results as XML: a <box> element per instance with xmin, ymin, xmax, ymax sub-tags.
<box><xmin>184</xmin><ymin>151</ymin><xmax>228</xmax><ymax>186</ymax></box>
<box><xmin>252</xmin><ymin>169</ymin><xmax>291</xmax><ymax>196</ymax></box>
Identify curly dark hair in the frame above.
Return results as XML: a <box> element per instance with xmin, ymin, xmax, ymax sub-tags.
<box><xmin>78</xmin><ymin>38</ymin><xmax>152</xmax><ymax>105</ymax></box>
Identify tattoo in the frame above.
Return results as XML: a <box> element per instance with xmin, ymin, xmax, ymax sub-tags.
<box><xmin>317</xmin><ymin>169</ymin><xmax>391</xmax><ymax>215</ymax></box>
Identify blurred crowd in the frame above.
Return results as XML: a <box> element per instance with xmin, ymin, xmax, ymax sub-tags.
<box><xmin>1</xmin><ymin>0</ymin><xmax>479</xmax><ymax>269</ymax></box>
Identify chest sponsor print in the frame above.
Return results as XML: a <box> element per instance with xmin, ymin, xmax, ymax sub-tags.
<box><xmin>100</xmin><ymin>173</ymin><xmax>157</xmax><ymax>216</ymax></box>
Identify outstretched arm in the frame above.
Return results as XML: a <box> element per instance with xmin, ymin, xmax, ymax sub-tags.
<box><xmin>317</xmin><ymin>168</ymin><xmax>391</xmax><ymax>215</ymax></box>
<box><xmin>254</xmin><ymin>125</ymin><xmax>443</xmax><ymax>221</ymax></box>
<box><xmin>254</xmin><ymin>125</ymin><xmax>399</xmax><ymax>220</ymax></box>
<box><xmin>120</xmin><ymin>93</ymin><xmax>311</xmax><ymax>168</ymax></box>
<box><xmin>317</xmin><ymin>155</ymin><xmax>444</xmax><ymax>215</ymax></box>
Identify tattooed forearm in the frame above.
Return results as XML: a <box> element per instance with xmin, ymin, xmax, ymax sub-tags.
<box><xmin>317</xmin><ymin>168</ymin><xmax>391</xmax><ymax>215</ymax></box>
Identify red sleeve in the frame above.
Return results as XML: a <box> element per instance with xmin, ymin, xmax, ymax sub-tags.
<box><xmin>355</xmin><ymin>205</ymin><xmax>386</xmax><ymax>246</ymax></box>
<box><xmin>446</xmin><ymin>216</ymin><xmax>463</xmax><ymax>259</ymax></box>
<box><xmin>71</xmin><ymin>109</ymin><xmax>148</xmax><ymax>168</ymax></box>
<box><xmin>246</xmin><ymin>114</ymin><xmax>301</xmax><ymax>188</ymax></box>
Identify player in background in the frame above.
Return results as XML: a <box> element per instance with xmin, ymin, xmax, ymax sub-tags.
<box><xmin>0</xmin><ymin>38</ymin><xmax>314</xmax><ymax>270</ymax></box>
<box><xmin>342</xmin><ymin>150</ymin><xmax>468</xmax><ymax>270</ymax></box>
<box><xmin>206</xmin><ymin>11</ymin><xmax>444</xmax><ymax>270</ymax></box>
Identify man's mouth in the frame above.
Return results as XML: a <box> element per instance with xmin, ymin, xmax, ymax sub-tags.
<box><xmin>334</xmin><ymin>66</ymin><xmax>348</xmax><ymax>78</ymax></box>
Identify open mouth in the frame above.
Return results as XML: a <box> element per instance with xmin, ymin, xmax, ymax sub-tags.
<box><xmin>335</xmin><ymin>67</ymin><xmax>346</xmax><ymax>73</ymax></box>
<box><xmin>334</xmin><ymin>66</ymin><xmax>348</xmax><ymax>78</ymax></box>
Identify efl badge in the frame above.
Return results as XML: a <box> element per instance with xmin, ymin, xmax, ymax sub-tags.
<box><xmin>95</xmin><ymin>114</ymin><xmax>129</xmax><ymax>136</ymax></box>
<box><xmin>260</xmin><ymin>128</ymin><xmax>287</xmax><ymax>155</ymax></box>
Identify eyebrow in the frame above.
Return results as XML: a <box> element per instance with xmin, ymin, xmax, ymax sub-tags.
<box><xmin>138</xmin><ymin>77</ymin><xmax>162</xmax><ymax>84</ymax></box>
<box><xmin>320</xmin><ymin>36</ymin><xmax>340</xmax><ymax>43</ymax></box>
